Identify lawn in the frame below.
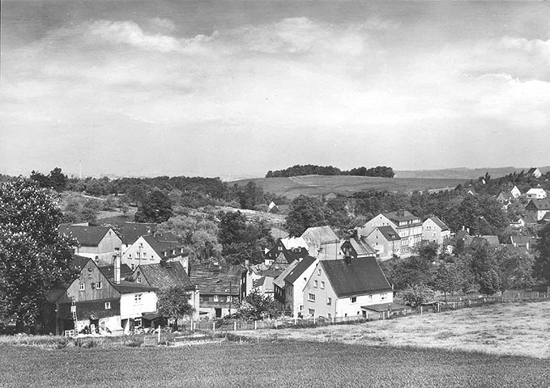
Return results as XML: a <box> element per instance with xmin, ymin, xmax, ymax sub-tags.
<box><xmin>232</xmin><ymin>175</ymin><xmax>465</xmax><ymax>199</ymax></box>
<box><xmin>1</xmin><ymin>341</ymin><xmax>549</xmax><ymax>387</ymax></box>
<box><xmin>239</xmin><ymin>301</ymin><xmax>550</xmax><ymax>359</ymax></box>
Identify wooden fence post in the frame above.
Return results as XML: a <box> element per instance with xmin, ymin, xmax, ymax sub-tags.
<box><xmin>420</xmin><ymin>306</ymin><xmax>423</xmax><ymax>315</ymax></box>
<box><xmin>213</xmin><ymin>321</ymin><xmax>215</xmax><ymax>333</ymax></box>
<box><xmin>254</xmin><ymin>321</ymin><xmax>257</xmax><ymax>330</ymax></box>
<box><xmin>234</xmin><ymin>321</ymin><xmax>237</xmax><ymax>331</ymax></box>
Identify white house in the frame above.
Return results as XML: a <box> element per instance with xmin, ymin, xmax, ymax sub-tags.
<box><xmin>122</xmin><ymin>235</ymin><xmax>188</xmax><ymax>271</ymax></box>
<box><xmin>278</xmin><ymin>256</ymin><xmax>319</xmax><ymax>318</ymax></box>
<box><xmin>302</xmin><ymin>256</ymin><xmax>393</xmax><ymax>320</ymax></box>
<box><xmin>525</xmin><ymin>187</ymin><xmax>547</xmax><ymax>200</ymax></box>
<box><xmin>422</xmin><ymin>216</ymin><xmax>451</xmax><ymax>246</ymax></box>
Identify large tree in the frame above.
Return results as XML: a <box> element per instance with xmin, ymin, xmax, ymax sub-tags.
<box><xmin>135</xmin><ymin>190</ymin><xmax>173</xmax><ymax>223</ymax></box>
<box><xmin>534</xmin><ymin>222</ymin><xmax>550</xmax><ymax>282</ymax></box>
<box><xmin>286</xmin><ymin>195</ymin><xmax>326</xmax><ymax>236</ymax></box>
<box><xmin>0</xmin><ymin>178</ymin><xmax>76</xmax><ymax>329</ymax></box>
<box><xmin>157</xmin><ymin>286</ymin><xmax>194</xmax><ymax>329</ymax></box>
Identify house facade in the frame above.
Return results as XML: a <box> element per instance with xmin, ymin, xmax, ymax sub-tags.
<box><xmin>422</xmin><ymin>216</ymin><xmax>451</xmax><ymax>245</ymax></box>
<box><xmin>340</xmin><ymin>237</ymin><xmax>377</xmax><ymax>259</ymax></box>
<box><xmin>60</xmin><ymin>225</ymin><xmax>122</xmax><ymax>265</ymax></box>
<box><xmin>525</xmin><ymin>199</ymin><xmax>550</xmax><ymax>221</ymax></box>
<box><xmin>281</xmin><ymin>256</ymin><xmax>319</xmax><ymax>318</ymax></box>
<box><xmin>525</xmin><ymin>188</ymin><xmax>547</xmax><ymax>200</ymax></box>
<box><xmin>301</xmin><ymin>226</ymin><xmax>340</xmax><ymax>260</ymax></box>
<box><xmin>302</xmin><ymin>257</ymin><xmax>393</xmax><ymax>319</ymax></box>
<box><xmin>364</xmin><ymin>226</ymin><xmax>401</xmax><ymax>260</ymax></box>
<box><xmin>121</xmin><ymin>234</ymin><xmax>188</xmax><ymax>271</ymax></box>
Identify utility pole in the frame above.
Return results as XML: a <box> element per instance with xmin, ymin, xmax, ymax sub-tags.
<box><xmin>229</xmin><ymin>281</ymin><xmax>232</xmax><ymax>316</ymax></box>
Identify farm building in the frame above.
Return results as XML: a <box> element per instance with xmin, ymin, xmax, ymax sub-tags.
<box><xmin>59</xmin><ymin>224</ymin><xmax>122</xmax><ymax>265</ymax></box>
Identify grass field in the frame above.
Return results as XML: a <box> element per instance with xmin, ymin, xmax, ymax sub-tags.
<box><xmin>239</xmin><ymin>301</ymin><xmax>550</xmax><ymax>359</ymax></box>
<box><xmin>1</xmin><ymin>341</ymin><xmax>549</xmax><ymax>387</ymax></box>
<box><xmin>232</xmin><ymin>175</ymin><xmax>466</xmax><ymax>199</ymax></box>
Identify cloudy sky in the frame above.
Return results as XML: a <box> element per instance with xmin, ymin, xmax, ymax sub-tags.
<box><xmin>1</xmin><ymin>0</ymin><xmax>550</xmax><ymax>179</ymax></box>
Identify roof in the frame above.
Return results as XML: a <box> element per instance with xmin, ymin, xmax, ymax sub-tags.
<box><xmin>373</xmin><ymin>226</ymin><xmax>401</xmax><ymax>241</ymax></box>
<box><xmin>301</xmin><ymin>226</ymin><xmax>339</xmax><ymax>245</ymax></box>
<box><xmin>284</xmin><ymin>256</ymin><xmax>318</xmax><ymax>284</ymax></box>
<box><xmin>526</xmin><ymin>188</ymin><xmax>546</xmax><ymax>195</ymax></box>
<box><xmin>253</xmin><ymin>276</ymin><xmax>275</xmax><ymax>293</ymax></box>
<box><xmin>270</xmin><ymin>227</ymin><xmax>288</xmax><ymax>240</ymax></box>
<box><xmin>425</xmin><ymin>216</ymin><xmax>449</xmax><ymax>231</ymax></box>
<box><xmin>346</xmin><ymin>238</ymin><xmax>377</xmax><ymax>257</ymax></box>
<box><xmin>527</xmin><ymin>167</ymin><xmax>540</xmax><ymax>175</ymax></box>
<box><xmin>383</xmin><ymin>210</ymin><xmax>421</xmax><ymax>224</ymax></box>
<box><xmin>361</xmin><ymin>302</ymin><xmax>410</xmax><ymax>312</ymax></box>
<box><xmin>98</xmin><ymin>264</ymin><xmax>133</xmax><ymax>281</ymax></box>
<box><xmin>510</xmin><ymin>235</ymin><xmax>531</xmax><ymax>246</ymax></box>
<box><xmin>526</xmin><ymin>198</ymin><xmax>550</xmax><ymax>210</ymax></box>
<box><xmin>142</xmin><ymin>235</ymin><xmax>188</xmax><ymax>259</ymax></box>
<box><xmin>321</xmin><ymin>257</ymin><xmax>392</xmax><ymax>298</ymax></box>
<box><xmin>137</xmin><ymin>261</ymin><xmax>194</xmax><ymax>289</ymax></box>
<box><xmin>189</xmin><ymin>263</ymin><xmax>243</xmax><ymax>296</ymax></box>
<box><xmin>59</xmin><ymin>225</ymin><xmax>113</xmax><ymax>246</ymax></box>
<box><xmin>111</xmin><ymin>280</ymin><xmax>156</xmax><ymax>294</ymax></box>
<box><xmin>480</xmin><ymin>235</ymin><xmax>500</xmax><ymax>246</ymax></box>
<box><xmin>273</xmin><ymin>260</ymin><xmax>299</xmax><ymax>288</ymax></box>
<box><xmin>279</xmin><ymin>237</ymin><xmax>308</xmax><ymax>250</ymax></box>
<box><xmin>119</xmin><ymin>222</ymin><xmax>157</xmax><ymax>245</ymax></box>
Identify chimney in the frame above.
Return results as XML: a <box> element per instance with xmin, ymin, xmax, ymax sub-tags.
<box><xmin>114</xmin><ymin>254</ymin><xmax>121</xmax><ymax>284</ymax></box>
<box><xmin>344</xmin><ymin>255</ymin><xmax>352</xmax><ymax>265</ymax></box>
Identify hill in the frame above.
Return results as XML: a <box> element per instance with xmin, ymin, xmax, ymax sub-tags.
<box><xmin>396</xmin><ymin>166</ymin><xmax>550</xmax><ymax>180</ymax></box>
<box><xmin>231</xmin><ymin>175</ymin><xmax>466</xmax><ymax>199</ymax></box>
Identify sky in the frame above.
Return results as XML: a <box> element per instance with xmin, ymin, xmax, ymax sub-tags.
<box><xmin>1</xmin><ymin>0</ymin><xmax>550</xmax><ymax>179</ymax></box>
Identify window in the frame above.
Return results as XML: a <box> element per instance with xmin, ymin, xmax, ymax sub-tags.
<box><xmin>105</xmin><ymin>302</ymin><xmax>111</xmax><ymax>310</ymax></box>
<box><xmin>136</xmin><ymin>252</ymin><xmax>140</xmax><ymax>257</ymax></box>
<box><xmin>381</xmin><ymin>294</ymin><xmax>387</xmax><ymax>300</ymax></box>
<box><xmin>134</xmin><ymin>318</ymin><xmax>142</xmax><ymax>327</ymax></box>
<box><xmin>308</xmin><ymin>293</ymin><xmax>315</xmax><ymax>302</ymax></box>
<box><xmin>320</xmin><ymin>281</ymin><xmax>325</xmax><ymax>289</ymax></box>
<box><xmin>314</xmin><ymin>280</ymin><xmax>318</xmax><ymax>288</ymax></box>
<box><xmin>137</xmin><ymin>277</ymin><xmax>141</xmax><ymax>284</ymax></box>
<box><xmin>351</xmin><ymin>297</ymin><xmax>357</xmax><ymax>303</ymax></box>
<box><xmin>213</xmin><ymin>295</ymin><xmax>219</xmax><ymax>302</ymax></box>
<box><xmin>318</xmin><ymin>269</ymin><xmax>321</xmax><ymax>276</ymax></box>
<box><xmin>299</xmin><ymin>305</ymin><xmax>304</xmax><ymax>311</ymax></box>
<box><xmin>308</xmin><ymin>309</ymin><xmax>315</xmax><ymax>316</ymax></box>
<box><xmin>327</xmin><ymin>297</ymin><xmax>332</xmax><ymax>305</ymax></box>
<box><xmin>96</xmin><ymin>281</ymin><xmax>102</xmax><ymax>290</ymax></box>
<box><xmin>79</xmin><ymin>283</ymin><xmax>85</xmax><ymax>291</ymax></box>
<box><xmin>134</xmin><ymin>294</ymin><xmax>142</xmax><ymax>304</ymax></box>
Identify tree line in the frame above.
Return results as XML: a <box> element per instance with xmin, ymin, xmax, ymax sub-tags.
<box><xmin>265</xmin><ymin>164</ymin><xmax>395</xmax><ymax>178</ymax></box>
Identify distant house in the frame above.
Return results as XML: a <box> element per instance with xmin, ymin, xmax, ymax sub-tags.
<box><xmin>509</xmin><ymin>217</ymin><xmax>526</xmax><ymax>229</ymax></box>
<box><xmin>422</xmin><ymin>216</ymin><xmax>451</xmax><ymax>246</ymax></box>
<box><xmin>118</xmin><ymin>222</ymin><xmax>157</xmax><ymax>253</ymax></box>
<box><xmin>265</xmin><ymin>237</ymin><xmax>309</xmax><ymax>262</ymax></box>
<box><xmin>358</xmin><ymin>210</ymin><xmax>422</xmax><ymax>257</ymax></box>
<box><xmin>45</xmin><ymin>255</ymin><xmax>157</xmax><ymax>335</ymax></box>
<box><xmin>268</xmin><ymin>201</ymin><xmax>280</xmax><ymax>214</ymax></box>
<box><xmin>525</xmin><ymin>198</ymin><xmax>550</xmax><ymax>221</ymax></box>
<box><xmin>132</xmin><ymin>261</ymin><xmax>199</xmax><ymax>320</ymax></box>
<box><xmin>121</xmin><ymin>234</ymin><xmax>188</xmax><ymax>271</ymax></box>
<box><xmin>510</xmin><ymin>236</ymin><xmax>532</xmax><ymax>251</ymax></box>
<box><xmin>301</xmin><ymin>226</ymin><xmax>340</xmax><ymax>260</ymax></box>
<box><xmin>59</xmin><ymin>225</ymin><xmax>122</xmax><ymax>265</ymax></box>
<box><xmin>464</xmin><ymin>235</ymin><xmax>500</xmax><ymax>250</ymax></box>
<box><xmin>527</xmin><ymin>167</ymin><xmax>542</xmax><ymax>179</ymax></box>
<box><xmin>340</xmin><ymin>237</ymin><xmax>377</xmax><ymax>259</ymax></box>
<box><xmin>189</xmin><ymin>263</ymin><xmax>246</xmax><ymax>319</ymax></box>
<box><xmin>525</xmin><ymin>187</ymin><xmax>547</xmax><ymax>200</ymax></box>
<box><xmin>273</xmin><ymin>260</ymin><xmax>300</xmax><ymax>313</ymax></box>
<box><xmin>364</xmin><ymin>226</ymin><xmax>401</xmax><ymax>260</ymax></box>
<box><xmin>280</xmin><ymin>256</ymin><xmax>319</xmax><ymax>318</ymax></box>
<box><xmin>302</xmin><ymin>257</ymin><xmax>393</xmax><ymax>320</ymax></box>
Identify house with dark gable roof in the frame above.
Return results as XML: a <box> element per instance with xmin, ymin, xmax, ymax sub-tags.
<box><xmin>59</xmin><ymin>224</ymin><xmax>122</xmax><ymax>265</ymax></box>
<box><xmin>422</xmin><ymin>216</ymin><xmax>451</xmax><ymax>246</ymax></box>
<box><xmin>527</xmin><ymin>167</ymin><xmax>542</xmax><ymax>179</ymax></box>
<box><xmin>302</xmin><ymin>256</ymin><xmax>393</xmax><ymax>320</ymax></box>
<box><xmin>525</xmin><ymin>198</ymin><xmax>550</xmax><ymax>221</ymax></box>
<box><xmin>121</xmin><ymin>234</ymin><xmax>189</xmax><ymax>271</ymax></box>
<box><xmin>340</xmin><ymin>237</ymin><xmax>377</xmax><ymax>259</ymax></box>
<box><xmin>118</xmin><ymin>222</ymin><xmax>157</xmax><ymax>253</ymax></box>
<box><xmin>274</xmin><ymin>256</ymin><xmax>318</xmax><ymax>318</ymax></box>
<box><xmin>363</xmin><ymin>226</ymin><xmax>401</xmax><ymax>260</ymax></box>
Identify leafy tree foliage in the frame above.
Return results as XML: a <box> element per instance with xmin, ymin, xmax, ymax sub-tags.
<box><xmin>265</xmin><ymin>164</ymin><xmax>394</xmax><ymax>178</ymax></box>
<box><xmin>381</xmin><ymin>255</ymin><xmax>434</xmax><ymax>290</ymax></box>
<box><xmin>400</xmin><ymin>284</ymin><xmax>435</xmax><ymax>307</ymax></box>
<box><xmin>157</xmin><ymin>286</ymin><xmax>194</xmax><ymax>328</ymax></box>
<box><xmin>534</xmin><ymin>222</ymin><xmax>550</xmax><ymax>283</ymax></box>
<box><xmin>286</xmin><ymin>195</ymin><xmax>326</xmax><ymax>236</ymax></box>
<box><xmin>0</xmin><ymin>178</ymin><xmax>76</xmax><ymax>328</ymax></box>
<box><xmin>135</xmin><ymin>190</ymin><xmax>173</xmax><ymax>223</ymax></box>
<box><xmin>238</xmin><ymin>289</ymin><xmax>277</xmax><ymax>320</ymax></box>
<box><xmin>30</xmin><ymin>167</ymin><xmax>68</xmax><ymax>192</ymax></box>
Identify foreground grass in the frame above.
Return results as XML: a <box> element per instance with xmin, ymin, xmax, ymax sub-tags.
<box><xmin>240</xmin><ymin>300</ymin><xmax>550</xmax><ymax>359</ymax></box>
<box><xmin>1</xmin><ymin>341</ymin><xmax>549</xmax><ymax>387</ymax></box>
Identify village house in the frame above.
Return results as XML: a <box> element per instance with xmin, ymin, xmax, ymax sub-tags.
<box><xmin>301</xmin><ymin>226</ymin><xmax>340</xmax><ymax>260</ymax></box>
<box><xmin>302</xmin><ymin>256</ymin><xmax>393</xmax><ymax>320</ymax></box>
<box><xmin>132</xmin><ymin>260</ymin><xmax>199</xmax><ymax>321</ymax></box>
<box><xmin>264</xmin><ymin>236</ymin><xmax>309</xmax><ymax>262</ymax></box>
<box><xmin>525</xmin><ymin>198</ymin><xmax>550</xmax><ymax>221</ymax></box>
<box><xmin>273</xmin><ymin>260</ymin><xmax>300</xmax><ymax>313</ymax></box>
<box><xmin>121</xmin><ymin>234</ymin><xmax>188</xmax><ymax>271</ymax></box>
<box><xmin>357</xmin><ymin>210</ymin><xmax>423</xmax><ymax>257</ymax></box>
<box><xmin>340</xmin><ymin>236</ymin><xmax>377</xmax><ymax>259</ymax></box>
<box><xmin>422</xmin><ymin>216</ymin><xmax>451</xmax><ymax>246</ymax></box>
<box><xmin>189</xmin><ymin>262</ymin><xmax>246</xmax><ymax>319</ymax></box>
<box><xmin>118</xmin><ymin>222</ymin><xmax>157</xmax><ymax>253</ymax></box>
<box><xmin>46</xmin><ymin>255</ymin><xmax>157</xmax><ymax>335</ymax></box>
<box><xmin>363</xmin><ymin>226</ymin><xmax>401</xmax><ymax>260</ymax></box>
<box><xmin>59</xmin><ymin>224</ymin><xmax>122</xmax><ymax>265</ymax></box>
<box><xmin>527</xmin><ymin>167</ymin><xmax>543</xmax><ymax>179</ymax></box>
<box><xmin>525</xmin><ymin>187</ymin><xmax>547</xmax><ymax>200</ymax></box>
<box><xmin>278</xmin><ymin>256</ymin><xmax>319</xmax><ymax>318</ymax></box>
<box><xmin>510</xmin><ymin>235</ymin><xmax>533</xmax><ymax>252</ymax></box>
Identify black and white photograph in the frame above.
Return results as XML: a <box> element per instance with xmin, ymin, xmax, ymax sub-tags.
<box><xmin>1</xmin><ymin>0</ymin><xmax>550</xmax><ymax>386</ymax></box>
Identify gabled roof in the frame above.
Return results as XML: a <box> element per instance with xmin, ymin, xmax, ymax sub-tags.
<box><xmin>425</xmin><ymin>216</ymin><xmax>449</xmax><ymax>231</ymax></box>
<box><xmin>526</xmin><ymin>198</ymin><xmax>550</xmax><ymax>210</ymax></box>
<box><xmin>510</xmin><ymin>235</ymin><xmax>531</xmax><ymax>246</ymax></box>
<box><xmin>59</xmin><ymin>225</ymin><xmax>113</xmax><ymax>246</ymax></box>
<box><xmin>373</xmin><ymin>226</ymin><xmax>401</xmax><ymax>241</ymax></box>
<box><xmin>301</xmin><ymin>226</ymin><xmax>339</xmax><ymax>245</ymax></box>
<box><xmin>270</xmin><ymin>227</ymin><xmax>288</xmax><ymax>240</ymax></box>
<box><xmin>98</xmin><ymin>264</ymin><xmax>133</xmax><ymax>281</ymax></box>
<box><xmin>137</xmin><ymin>261</ymin><xmax>194</xmax><ymax>289</ymax></box>
<box><xmin>343</xmin><ymin>238</ymin><xmax>377</xmax><ymax>257</ymax></box>
<box><xmin>141</xmin><ymin>235</ymin><xmax>188</xmax><ymax>259</ymax></box>
<box><xmin>111</xmin><ymin>280</ymin><xmax>156</xmax><ymax>294</ymax></box>
<box><xmin>273</xmin><ymin>260</ymin><xmax>299</xmax><ymax>288</ymax></box>
<box><xmin>383</xmin><ymin>210</ymin><xmax>421</xmax><ymax>224</ymax></box>
<box><xmin>189</xmin><ymin>263</ymin><xmax>243</xmax><ymax>296</ymax></box>
<box><xmin>284</xmin><ymin>256</ymin><xmax>317</xmax><ymax>284</ymax></box>
<box><xmin>119</xmin><ymin>222</ymin><xmax>157</xmax><ymax>245</ymax></box>
<box><xmin>527</xmin><ymin>167</ymin><xmax>541</xmax><ymax>175</ymax></box>
<box><xmin>279</xmin><ymin>236</ymin><xmax>308</xmax><ymax>250</ymax></box>
<box><xmin>321</xmin><ymin>257</ymin><xmax>392</xmax><ymax>298</ymax></box>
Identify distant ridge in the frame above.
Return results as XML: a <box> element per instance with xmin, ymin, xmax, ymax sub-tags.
<box><xmin>395</xmin><ymin>166</ymin><xmax>550</xmax><ymax>180</ymax></box>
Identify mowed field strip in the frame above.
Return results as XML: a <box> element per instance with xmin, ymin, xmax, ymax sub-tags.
<box><xmin>238</xmin><ymin>301</ymin><xmax>550</xmax><ymax>359</ymax></box>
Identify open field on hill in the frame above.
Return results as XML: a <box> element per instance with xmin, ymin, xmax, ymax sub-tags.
<box><xmin>1</xmin><ymin>341</ymin><xmax>549</xmax><ymax>388</ymax></box>
<box><xmin>238</xmin><ymin>301</ymin><xmax>550</xmax><ymax>359</ymax></box>
<box><xmin>232</xmin><ymin>175</ymin><xmax>466</xmax><ymax>199</ymax></box>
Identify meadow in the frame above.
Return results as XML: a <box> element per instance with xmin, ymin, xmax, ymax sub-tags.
<box><xmin>1</xmin><ymin>341</ymin><xmax>549</xmax><ymax>387</ymax></box>
<box><xmin>232</xmin><ymin>175</ymin><xmax>466</xmax><ymax>199</ymax></box>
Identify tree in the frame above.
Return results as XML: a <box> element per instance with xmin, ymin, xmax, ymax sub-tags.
<box><xmin>286</xmin><ymin>195</ymin><xmax>326</xmax><ymax>236</ymax></box>
<box><xmin>157</xmin><ymin>286</ymin><xmax>194</xmax><ymax>329</ymax></box>
<box><xmin>534</xmin><ymin>222</ymin><xmax>550</xmax><ymax>282</ymax></box>
<box><xmin>238</xmin><ymin>289</ymin><xmax>277</xmax><ymax>320</ymax></box>
<box><xmin>492</xmin><ymin>246</ymin><xmax>534</xmax><ymax>292</ymax></box>
<box><xmin>0</xmin><ymin>178</ymin><xmax>76</xmax><ymax>330</ymax></box>
<box><xmin>48</xmin><ymin>167</ymin><xmax>67</xmax><ymax>192</ymax></box>
<box><xmin>135</xmin><ymin>190</ymin><xmax>173</xmax><ymax>223</ymax></box>
<box><xmin>400</xmin><ymin>284</ymin><xmax>435</xmax><ymax>307</ymax></box>
<box><xmin>434</xmin><ymin>262</ymin><xmax>464</xmax><ymax>301</ymax></box>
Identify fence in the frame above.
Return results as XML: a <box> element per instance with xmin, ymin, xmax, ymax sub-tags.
<box><xmin>180</xmin><ymin>291</ymin><xmax>549</xmax><ymax>334</ymax></box>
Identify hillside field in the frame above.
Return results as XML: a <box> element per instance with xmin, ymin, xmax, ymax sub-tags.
<box><xmin>231</xmin><ymin>175</ymin><xmax>466</xmax><ymax>199</ymax></box>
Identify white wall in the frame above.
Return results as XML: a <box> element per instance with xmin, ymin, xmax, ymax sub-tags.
<box><xmin>120</xmin><ymin>291</ymin><xmax>157</xmax><ymax>320</ymax></box>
